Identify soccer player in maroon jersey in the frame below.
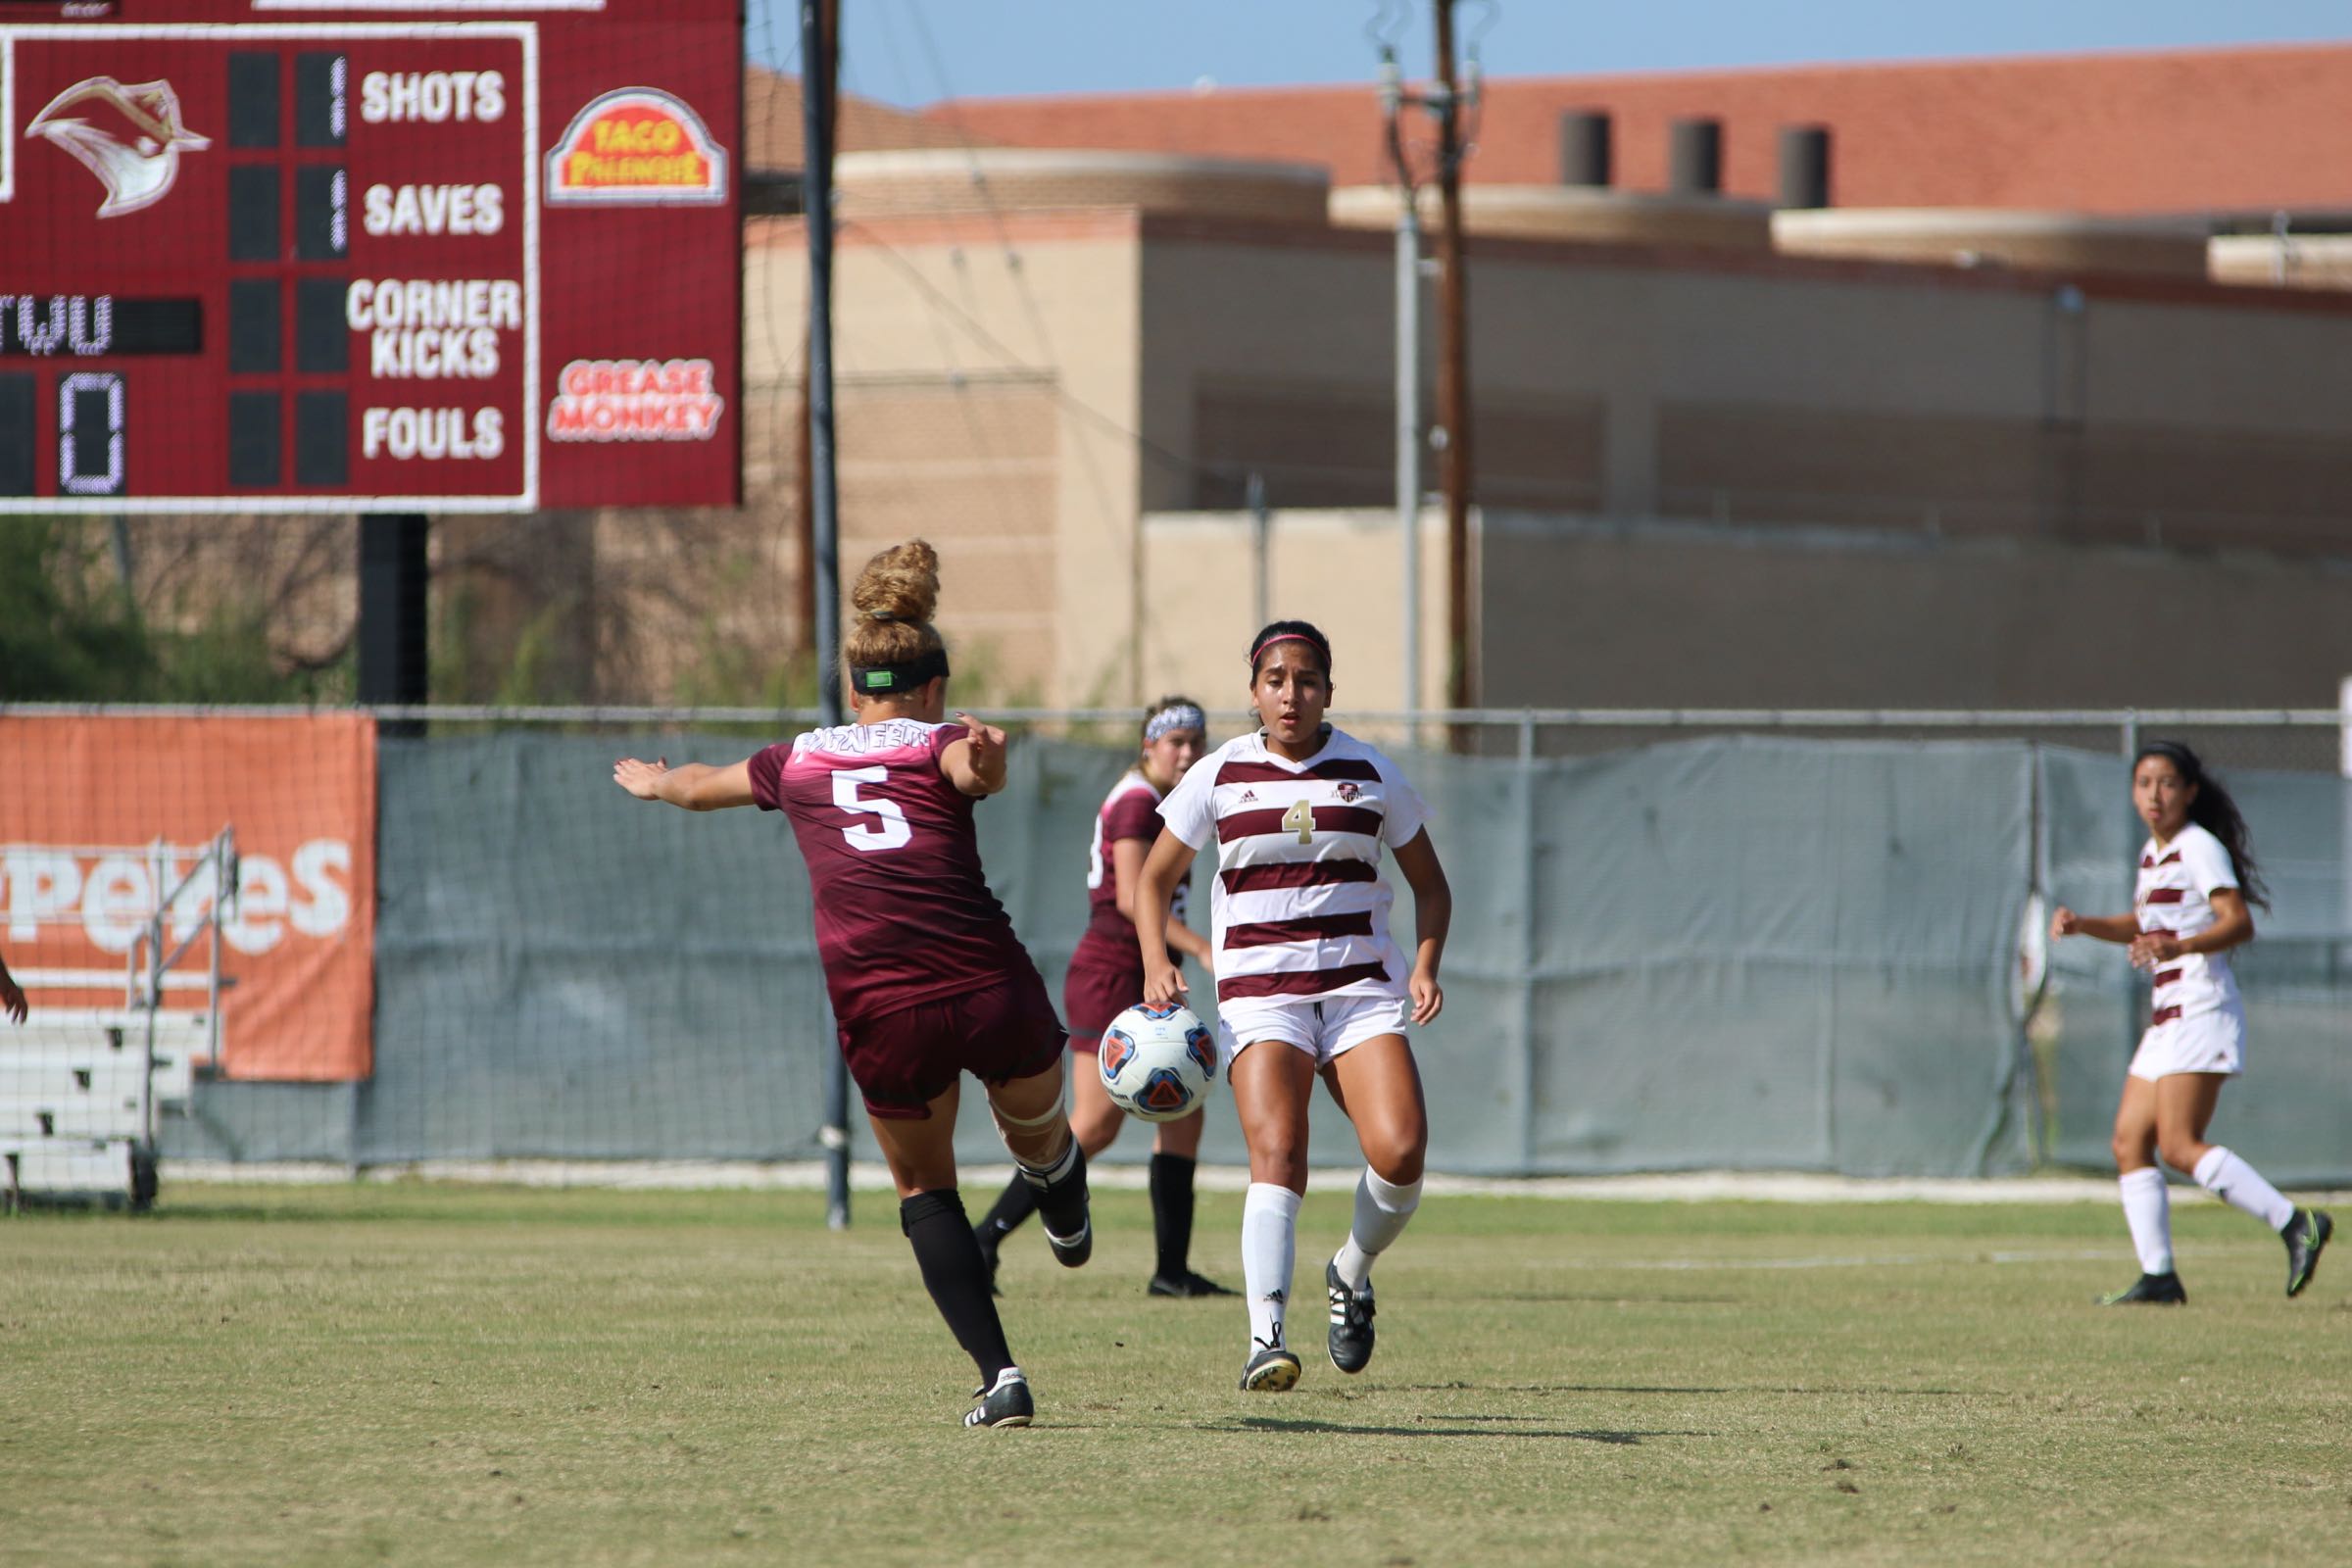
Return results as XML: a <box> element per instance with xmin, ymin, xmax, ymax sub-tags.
<box><xmin>612</xmin><ymin>539</ymin><xmax>1091</xmax><ymax>1429</ymax></box>
<box><xmin>1135</xmin><ymin>620</ymin><xmax>1453</xmax><ymax>1393</ymax></box>
<box><xmin>973</xmin><ymin>696</ymin><xmax>1232</xmax><ymax>1298</ymax></box>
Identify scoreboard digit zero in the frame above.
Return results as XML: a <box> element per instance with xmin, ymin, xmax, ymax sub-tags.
<box><xmin>0</xmin><ymin>0</ymin><xmax>740</xmax><ymax>512</ymax></box>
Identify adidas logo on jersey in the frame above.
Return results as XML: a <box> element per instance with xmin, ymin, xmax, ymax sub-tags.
<box><xmin>1239</xmin><ymin>789</ymin><xmax>1256</xmax><ymax>803</ymax></box>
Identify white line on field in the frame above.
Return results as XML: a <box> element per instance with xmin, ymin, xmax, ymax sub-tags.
<box><xmin>157</xmin><ymin>1158</ymin><xmax>2352</xmax><ymax>1207</ymax></box>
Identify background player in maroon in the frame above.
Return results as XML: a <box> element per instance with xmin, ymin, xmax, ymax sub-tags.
<box><xmin>612</xmin><ymin>539</ymin><xmax>1090</xmax><ymax>1429</ymax></box>
<box><xmin>973</xmin><ymin>697</ymin><xmax>1232</xmax><ymax>1298</ymax></box>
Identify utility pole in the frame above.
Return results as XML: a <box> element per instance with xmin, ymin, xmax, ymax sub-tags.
<box><xmin>1378</xmin><ymin>4</ymin><xmax>1480</xmax><ymax>743</ymax></box>
<box><xmin>801</xmin><ymin>0</ymin><xmax>851</xmax><ymax>1230</ymax></box>
<box><xmin>1432</xmin><ymin>0</ymin><xmax>1477</xmax><ymax>722</ymax></box>
<box><xmin>1378</xmin><ymin>53</ymin><xmax>1422</xmax><ymax>742</ymax></box>
<box><xmin>791</xmin><ymin>0</ymin><xmax>840</xmax><ymax>678</ymax></box>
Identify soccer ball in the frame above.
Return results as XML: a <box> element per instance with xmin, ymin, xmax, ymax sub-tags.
<box><xmin>1098</xmin><ymin>1003</ymin><xmax>1216</xmax><ymax>1123</ymax></box>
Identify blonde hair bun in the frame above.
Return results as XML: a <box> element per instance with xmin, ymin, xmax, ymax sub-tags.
<box><xmin>851</xmin><ymin>539</ymin><xmax>940</xmax><ymax>627</ymax></box>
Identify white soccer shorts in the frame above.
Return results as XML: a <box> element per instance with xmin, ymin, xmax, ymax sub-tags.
<box><xmin>1214</xmin><ymin>993</ymin><xmax>1412</xmax><ymax>1070</ymax></box>
<box><xmin>2128</xmin><ymin>1005</ymin><xmax>2245</xmax><ymax>1082</ymax></box>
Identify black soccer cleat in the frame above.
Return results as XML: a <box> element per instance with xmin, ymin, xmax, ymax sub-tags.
<box><xmin>1148</xmin><ymin>1269</ymin><xmax>1236</xmax><ymax>1298</ymax></box>
<box><xmin>2098</xmin><ymin>1270</ymin><xmax>2187</xmax><ymax>1305</ymax></box>
<box><xmin>1040</xmin><ymin>1213</ymin><xmax>1092</xmax><ymax>1269</ymax></box>
<box><xmin>2282</xmin><ymin>1208</ymin><xmax>2332</xmax><ymax>1298</ymax></box>
<box><xmin>964</xmin><ymin>1368</ymin><xmax>1034</xmax><ymax>1429</ymax></box>
<box><xmin>1239</xmin><ymin>1342</ymin><xmax>1302</xmax><ymax>1393</ymax></box>
<box><xmin>1023</xmin><ymin>1146</ymin><xmax>1092</xmax><ymax>1269</ymax></box>
<box><xmin>1325</xmin><ymin>1260</ymin><xmax>1377</xmax><ymax>1373</ymax></box>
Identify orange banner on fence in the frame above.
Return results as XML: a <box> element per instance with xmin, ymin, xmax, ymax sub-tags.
<box><xmin>0</xmin><ymin>713</ymin><xmax>376</xmax><ymax>1081</ymax></box>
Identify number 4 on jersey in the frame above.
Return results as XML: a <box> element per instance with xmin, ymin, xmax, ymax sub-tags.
<box><xmin>833</xmin><ymin>765</ymin><xmax>912</xmax><ymax>852</ymax></box>
<box><xmin>1282</xmin><ymin>798</ymin><xmax>1314</xmax><ymax>844</ymax></box>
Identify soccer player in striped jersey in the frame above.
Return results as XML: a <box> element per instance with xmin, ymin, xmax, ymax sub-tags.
<box><xmin>2050</xmin><ymin>740</ymin><xmax>2331</xmax><ymax>1304</ymax></box>
<box><xmin>612</xmin><ymin>539</ymin><xmax>1091</xmax><ymax>1429</ymax></box>
<box><xmin>973</xmin><ymin>697</ymin><xmax>1233</xmax><ymax>1298</ymax></box>
<box><xmin>1134</xmin><ymin>619</ymin><xmax>1452</xmax><ymax>1391</ymax></box>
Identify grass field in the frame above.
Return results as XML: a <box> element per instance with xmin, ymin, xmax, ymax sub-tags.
<box><xmin>3</xmin><ymin>1182</ymin><xmax>2346</xmax><ymax>1567</ymax></box>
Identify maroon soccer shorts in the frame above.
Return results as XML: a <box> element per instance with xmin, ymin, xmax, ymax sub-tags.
<box><xmin>836</xmin><ymin>970</ymin><xmax>1068</xmax><ymax>1120</ymax></box>
<box><xmin>1062</xmin><ymin>955</ymin><xmax>1147</xmax><ymax>1054</ymax></box>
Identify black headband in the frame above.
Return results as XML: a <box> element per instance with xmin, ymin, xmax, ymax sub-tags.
<box><xmin>850</xmin><ymin>647</ymin><xmax>951</xmax><ymax>695</ymax></box>
<box><xmin>2137</xmin><ymin>739</ymin><xmax>2202</xmax><ymax>777</ymax></box>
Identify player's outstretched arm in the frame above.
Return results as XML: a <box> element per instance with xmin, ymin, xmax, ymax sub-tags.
<box><xmin>2048</xmin><ymin>906</ymin><xmax>2141</xmax><ymax>946</ymax></box>
<box><xmin>612</xmin><ymin>757</ymin><xmax>756</xmax><ymax>811</ymax></box>
<box><xmin>1393</xmin><ymin>828</ymin><xmax>1451</xmax><ymax>1025</ymax></box>
<box><xmin>1112</xmin><ymin>837</ymin><xmax>1212</xmax><ymax>962</ymax></box>
<box><xmin>1135</xmin><ymin>829</ymin><xmax>1199</xmax><ymax>1005</ymax></box>
<box><xmin>942</xmin><ymin>712</ymin><xmax>1008</xmax><ymax>797</ymax></box>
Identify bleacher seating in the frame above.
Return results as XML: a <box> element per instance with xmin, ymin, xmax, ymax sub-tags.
<box><xmin>0</xmin><ymin>1009</ymin><xmax>209</xmax><ymax>1210</ymax></box>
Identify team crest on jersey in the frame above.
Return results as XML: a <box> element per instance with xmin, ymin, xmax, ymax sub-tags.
<box><xmin>1335</xmin><ymin>781</ymin><xmax>1361</xmax><ymax>803</ymax></box>
<box><xmin>1185</xmin><ymin>1024</ymin><xmax>1216</xmax><ymax>1080</ymax></box>
<box><xmin>1100</xmin><ymin>1029</ymin><xmax>1137</xmax><ymax>1077</ymax></box>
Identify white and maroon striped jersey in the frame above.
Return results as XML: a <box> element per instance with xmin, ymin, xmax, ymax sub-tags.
<box><xmin>1156</xmin><ymin>726</ymin><xmax>1429</xmax><ymax>1005</ymax></box>
<box><xmin>2133</xmin><ymin>821</ymin><xmax>2243</xmax><ymax>1024</ymax></box>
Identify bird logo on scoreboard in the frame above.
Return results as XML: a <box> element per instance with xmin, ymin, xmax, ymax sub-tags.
<box><xmin>27</xmin><ymin>75</ymin><xmax>210</xmax><ymax>218</ymax></box>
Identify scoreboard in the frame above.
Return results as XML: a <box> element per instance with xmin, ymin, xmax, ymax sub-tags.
<box><xmin>0</xmin><ymin>0</ymin><xmax>740</xmax><ymax>512</ymax></box>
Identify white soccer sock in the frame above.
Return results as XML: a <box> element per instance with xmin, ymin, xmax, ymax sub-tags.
<box><xmin>2118</xmin><ymin>1167</ymin><xmax>2174</xmax><ymax>1275</ymax></box>
<box><xmin>2192</xmin><ymin>1146</ymin><xmax>2295</xmax><ymax>1232</ymax></box>
<box><xmin>1241</xmin><ymin>1182</ymin><xmax>1302</xmax><ymax>1353</ymax></box>
<box><xmin>1332</xmin><ymin>1167</ymin><xmax>1424</xmax><ymax>1292</ymax></box>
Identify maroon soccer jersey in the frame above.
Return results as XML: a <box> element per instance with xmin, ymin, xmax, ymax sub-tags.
<box><xmin>1071</xmin><ymin>767</ymin><xmax>1189</xmax><ymax>972</ymax></box>
<box><xmin>749</xmin><ymin>718</ymin><xmax>1042</xmax><ymax>1025</ymax></box>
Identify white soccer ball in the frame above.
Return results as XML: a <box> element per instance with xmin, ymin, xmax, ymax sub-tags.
<box><xmin>1098</xmin><ymin>1003</ymin><xmax>1216</xmax><ymax>1122</ymax></box>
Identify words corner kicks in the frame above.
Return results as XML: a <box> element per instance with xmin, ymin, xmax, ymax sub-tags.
<box><xmin>965</xmin><ymin>1368</ymin><xmax>1033</xmax><ymax>1429</ymax></box>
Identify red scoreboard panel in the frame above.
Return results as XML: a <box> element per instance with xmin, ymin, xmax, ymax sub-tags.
<box><xmin>0</xmin><ymin>0</ymin><xmax>740</xmax><ymax>512</ymax></box>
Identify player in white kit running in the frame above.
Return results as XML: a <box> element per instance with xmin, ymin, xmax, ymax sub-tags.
<box><xmin>2049</xmin><ymin>740</ymin><xmax>2331</xmax><ymax>1304</ymax></box>
<box><xmin>1134</xmin><ymin>619</ymin><xmax>1453</xmax><ymax>1391</ymax></box>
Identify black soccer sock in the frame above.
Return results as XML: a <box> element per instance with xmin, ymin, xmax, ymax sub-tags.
<box><xmin>976</xmin><ymin>1172</ymin><xmax>1040</xmax><ymax>1249</ymax></box>
<box><xmin>900</xmin><ymin>1190</ymin><xmax>1016</xmax><ymax>1384</ymax></box>
<box><xmin>1021</xmin><ymin>1140</ymin><xmax>1090</xmax><ymax>1241</ymax></box>
<box><xmin>1149</xmin><ymin>1152</ymin><xmax>1198</xmax><ymax>1280</ymax></box>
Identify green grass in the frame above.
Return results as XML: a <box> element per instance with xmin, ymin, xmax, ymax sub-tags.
<box><xmin>2</xmin><ymin>1183</ymin><xmax>2346</xmax><ymax>1567</ymax></box>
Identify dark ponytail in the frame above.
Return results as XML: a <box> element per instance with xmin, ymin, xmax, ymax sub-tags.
<box><xmin>1248</xmin><ymin>619</ymin><xmax>1333</xmax><ymax>678</ymax></box>
<box><xmin>2136</xmin><ymin>740</ymin><xmax>2270</xmax><ymax>909</ymax></box>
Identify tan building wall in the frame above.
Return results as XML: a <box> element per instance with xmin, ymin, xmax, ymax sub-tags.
<box><xmin>745</xmin><ymin>213</ymin><xmax>1143</xmax><ymax>706</ymax></box>
<box><xmin>1137</xmin><ymin>509</ymin><xmax>1452</xmax><ymax>724</ymax></box>
<box><xmin>1477</xmin><ymin>512</ymin><xmax>2352</xmax><ymax>712</ymax></box>
<box><xmin>745</xmin><ymin>204</ymin><xmax>2352</xmax><ymax>713</ymax></box>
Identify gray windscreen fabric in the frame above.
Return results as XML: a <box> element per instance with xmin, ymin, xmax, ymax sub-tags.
<box><xmin>190</xmin><ymin>728</ymin><xmax>2352</xmax><ymax>1180</ymax></box>
<box><xmin>360</xmin><ymin>731</ymin><xmax>828</xmax><ymax>1161</ymax></box>
<box><xmin>1523</xmin><ymin>738</ymin><xmax>2034</xmax><ymax>1176</ymax></box>
<box><xmin>2036</xmin><ymin>748</ymin><xmax>2352</xmax><ymax>1186</ymax></box>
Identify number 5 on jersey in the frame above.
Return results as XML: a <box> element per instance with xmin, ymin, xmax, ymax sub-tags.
<box><xmin>833</xmin><ymin>765</ymin><xmax>912</xmax><ymax>852</ymax></box>
<box><xmin>1282</xmin><ymin>798</ymin><xmax>1314</xmax><ymax>844</ymax></box>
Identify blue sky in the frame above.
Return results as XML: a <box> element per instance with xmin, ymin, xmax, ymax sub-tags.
<box><xmin>747</xmin><ymin>1</ymin><xmax>2347</xmax><ymax>106</ymax></box>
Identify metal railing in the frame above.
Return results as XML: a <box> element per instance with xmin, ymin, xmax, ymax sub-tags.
<box><xmin>7</xmin><ymin>703</ymin><xmax>2349</xmax><ymax>770</ymax></box>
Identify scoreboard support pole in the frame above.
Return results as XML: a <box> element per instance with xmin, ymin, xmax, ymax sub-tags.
<box><xmin>803</xmin><ymin>0</ymin><xmax>853</xmax><ymax>1231</ymax></box>
<box><xmin>358</xmin><ymin>514</ymin><xmax>431</xmax><ymax>737</ymax></box>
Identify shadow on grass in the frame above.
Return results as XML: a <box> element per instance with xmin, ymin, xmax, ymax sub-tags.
<box><xmin>1446</xmin><ymin>1292</ymin><xmax>1743</xmax><ymax>1306</ymax></box>
<box><xmin>1393</xmin><ymin>1381</ymin><xmax>1976</xmax><ymax>1397</ymax></box>
<box><xmin>1204</xmin><ymin>1415</ymin><xmax>1713</xmax><ymax>1444</ymax></box>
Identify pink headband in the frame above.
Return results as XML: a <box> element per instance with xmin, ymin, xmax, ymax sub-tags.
<box><xmin>1250</xmin><ymin>632</ymin><xmax>1325</xmax><ymax>670</ymax></box>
